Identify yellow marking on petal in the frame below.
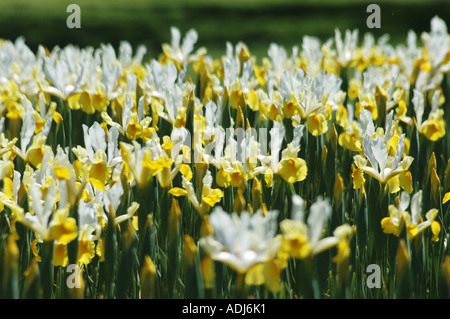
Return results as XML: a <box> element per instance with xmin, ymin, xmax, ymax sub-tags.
<box><xmin>53</xmin><ymin>166</ymin><xmax>71</xmax><ymax>180</ymax></box>
<box><xmin>27</xmin><ymin>148</ymin><xmax>45</xmax><ymax>169</ymax></box>
<box><xmin>34</xmin><ymin>116</ymin><xmax>45</xmax><ymax>134</ymax></box>
<box><xmin>268</xmin><ymin>103</ymin><xmax>282</xmax><ymax>122</ymax></box>
<box><xmin>126</xmin><ymin>122</ymin><xmax>143</xmax><ymax>140</ymax></box>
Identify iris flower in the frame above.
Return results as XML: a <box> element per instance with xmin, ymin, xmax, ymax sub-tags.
<box><xmin>279</xmin><ymin>195</ymin><xmax>352</xmax><ymax>259</ymax></box>
<box><xmin>199</xmin><ymin>206</ymin><xmax>280</xmax><ymax>274</ymax></box>
<box><xmin>382</xmin><ymin>190</ymin><xmax>441</xmax><ymax>241</ymax></box>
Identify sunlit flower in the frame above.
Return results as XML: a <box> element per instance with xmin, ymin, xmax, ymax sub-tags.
<box><xmin>199</xmin><ymin>206</ymin><xmax>280</xmax><ymax>274</ymax></box>
<box><xmin>161</xmin><ymin>27</ymin><xmax>207</xmax><ymax>69</ymax></box>
<box><xmin>279</xmin><ymin>196</ymin><xmax>352</xmax><ymax>259</ymax></box>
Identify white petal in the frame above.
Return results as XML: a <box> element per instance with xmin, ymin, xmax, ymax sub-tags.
<box><xmin>410</xmin><ymin>190</ymin><xmax>422</xmax><ymax>225</ymax></box>
<box><xmin>307</xmin><ymin>197</ymin><xmax>332</xmax><ymax>245</ymax></box>
<box><xmin>392</xmin><ymin>134</ymin><xmax>405</xmax><ymax>170</ymax></box>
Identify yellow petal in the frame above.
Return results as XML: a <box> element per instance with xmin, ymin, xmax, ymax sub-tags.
<box><xmin>53</xmin><ymin>166</ymin><xmax>71</xmax><ymax>180</ymax></box>
<box><xmin>216</xmin><ymin>170</ymin><xmax>230</xmax><ymax>188</ymax></box>
<box><xmin>443</xmin><ymin>192</ymin><xmax>450</xmax><ymax>204</ymax></box>
<box><xmin>89</xmin><ymin>161</ymin><xmax>111</xmax><ymax>190</ymax></box>
<box><xmin>388</xmin><ymin>175</ymin><xmax>401</xmax><ymax>194</ymax></box>
<box><xmin>202</xmin><ymin>188</ymin><xmax>223</xmax><ymax>207</ymax></box>
<box><xmin>335</xmin><ymin>104</ymin><xmax>349</xmax><ymax>130</ymax></box>
<box><xmin>332</xmin><ymin>239</ymin><xmax>351</xmax><ymax>263</ymax></box>
<box><xmin>352</xmin><ymin>166</ymin><xmax>365</xmax><ymax>189</ymax></box>
<box><xmin>96</xmin><ymin>238</ymin><xmax>105</xmax><ymax>262</ymax></box>
<box><xmin>245</xmin><ymin>264</ymin><xmax>265</xmax><ymax>286</ymax></box>
<box><xmin>246</xmin><ymin>91</ymin><xmax>259</xmax><ymax>111</ymax></box>
<box><xmin>338</xmin><ymin>132</ymin><xmax>362</xmax><ymax>152</ymax></box>
<box><xmin>47</xmin><ymin>218</ymin><xmax>78</xmax><ymax>244</ymax></box>
<box><xmin>200</xmin><ymin>256</ymin><xmax>215</xmax><ymax>289</ymax></box>
<box><xmin>263</xmin><ymin>259</ymin><xmax>282</xmax><ymax>292</ymax></box>
<box><xmin>26</xmin><ymin>148</ymin><xmax>45</xmax><ymax>169</ymax></box>
<box><xmin>407</xmin><ymin>224</ymin><xmax>418</xmax><ymax>240</ymax></box>
<box><xmin>278</xmin><ymin>158</ymin><xmax>308</xmax><ymax>183</ymax></box>
<box><xmin>307</xmin><ymin>113</ymin><xmax>328</xmax><ymax>136</ymax></box>
<box><xmin>53</xmin><ymin>243</ymin><xmax>69</xmax><ymax>267</ymax></box>
<box><xmin>381</xmin><ymin>217</ymin><xmax>395</xmax><ymax>235</ymax></box>
<box><xmin>180</xmin><ymin>164</ymin><xmax>193</xmax><ymax>181</ymax></box>
<box><xmin>421</xmin><ymin>118</ymin><xmax>446</xmax><ymax>141</ymax></box>
<box><xmin>169</xmin><ymin>187</ymin><xmax>188</xmax><ymax>197</ymax></box>
<box><xmin>77</xmin><ymin>240</ymin><xmax>96</xmax><ymax>265</ymax></box>
<box><xmin>30</xmin><ymin>239</ymin><xmax>42</xmax><ymax>262</ymax></box>
<box><xmin>431</xmin><ymin>221</ymin><xmax>441</xmax><ymax>242</ymax></box>
<box><xmin>399</xmin><ymin>171</ymin><xmax>413</xmax><ymax>194</ymax></box>
<box><xmin>264</xmin><ymin>168</ymin><xmax>274</xmax><ymax>188</ymax></box>
<box><xmin>3</xmin><ymin>176</ymin><xmax>14</xmax><ymax>200</ymax></box>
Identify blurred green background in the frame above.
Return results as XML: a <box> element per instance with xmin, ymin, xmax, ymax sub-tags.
<box><xmin>0</xmin><ymin>0</ymin><xmax>450</xmax><ymax>59</ymax></box>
